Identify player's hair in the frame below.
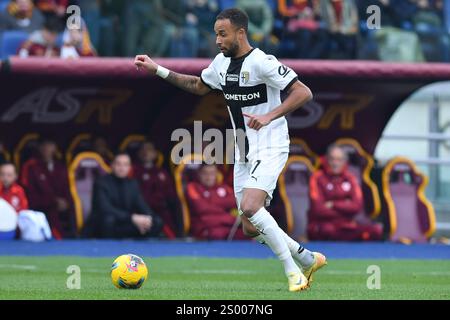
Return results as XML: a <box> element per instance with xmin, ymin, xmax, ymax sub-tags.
<box><xmin>216</xmin><ymin>8</ymin><xmax>249</xmax><ymax>32</ymax></box>
<box><xmin>326</xmin><ymin>144</ymin><xmax>348</xmax><ymax>160</ymax></box>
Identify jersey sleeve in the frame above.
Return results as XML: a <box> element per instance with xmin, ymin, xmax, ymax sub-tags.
<box><xmin>259</xmin><ymin>55</ymin><xmax>298</xmax><ymax>91</ymax></box>
<box><xmin>200</xmin><ymin>55</ymin><xmax>222</xmax><ymax>91</ymax></box>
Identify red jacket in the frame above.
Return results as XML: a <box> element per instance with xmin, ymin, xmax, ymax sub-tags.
<box><xmin>308</xmin><ymin>157</ymin><xmax>363</xmax><ymax>223</ymax></box>
<box><xmin>20</xmin><ymin>158</ymin><xmax>75</xmax><ymax>238</ymax></box>
<box><xmin>20</xmin><ymin>158</ymin><xmax>72</xmax><ymax>210</ymax></box>
<box><xmin>186</xmin><ymin>181</ymin><xmax>237</xmax><ymax>238</ymax></box>
<box><xmin>132</xmin><ymin>164</ymin><xmax>178</xmax><ymax>214</ymax></box>
<box><xmin>0</xmin><ymin>183</ymin><xmax>28</xmax><ymax>213</ymax></box>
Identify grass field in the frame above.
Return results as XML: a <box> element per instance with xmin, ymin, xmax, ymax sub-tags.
<box><xmin>0</xmin><ymin>256</ymin><xmax>449</xmax><ymax>300</ymax></box>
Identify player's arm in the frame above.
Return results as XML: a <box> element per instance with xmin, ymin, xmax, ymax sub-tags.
<box><xmin>244</xmin><ymin>80</ymin><xmax>313</xmax><ymax>130</ymax></box>
<box><xmin>134</xmin><ymin>55</ymin><xmax>211</xmax><ymax>96</ymax></box>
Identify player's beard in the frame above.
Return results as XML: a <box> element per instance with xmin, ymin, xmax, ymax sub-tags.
<box><xmin>222</xmin><ymin>41</ymin><xmax>239</xmax><ymax>58</ymax></box>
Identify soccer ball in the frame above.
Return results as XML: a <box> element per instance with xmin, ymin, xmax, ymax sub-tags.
<box><xmin>110</xmin><ymin>254</ymin><xmax>148</xmax><ymax>289</ymax></box>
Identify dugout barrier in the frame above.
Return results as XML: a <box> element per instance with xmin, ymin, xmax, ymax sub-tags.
<box><xmin>1</xmin><ymin>57</ymin><xmax>450</xmax><ymax>160</ymax></box>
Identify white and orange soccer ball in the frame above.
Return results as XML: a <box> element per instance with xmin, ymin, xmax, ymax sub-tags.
<box><xmin>110</xmin><ymin>254</ymin><xmax>148</xmax><ymax>289</ymax></box>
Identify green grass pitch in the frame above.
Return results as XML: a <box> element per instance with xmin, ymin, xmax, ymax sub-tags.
<box><xmin>0</xmin><ymin>256</ymin><xmax>449</xmax><ymax>300</ymax></box>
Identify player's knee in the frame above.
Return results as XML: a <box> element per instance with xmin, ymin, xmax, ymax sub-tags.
<box><xmin>240</xmin><ymin>200</ymin><xmax>261</xmax><ymax>218</ymax></box>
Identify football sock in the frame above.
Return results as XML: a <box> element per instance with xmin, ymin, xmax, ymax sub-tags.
<box><xmin>248</xmin><ymin>207</ymin><xmax>300</xmax><ymax>276</ymax></box>
<box><xmin>253</xmin><ymin>227</ymin><xmax>315</xmax><ymax>268</ymax></box>
<box><xmin>253</xmin><ymin>234</ymin><xmax>265</xmax><ymax>244</ymax></box>
<box><xmin>281</xmin><ymin>231</ymin><xmax>315</xmax><ymax>268</ymax></box>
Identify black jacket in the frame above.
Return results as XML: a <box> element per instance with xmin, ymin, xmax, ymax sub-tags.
<box><xmin>85</xmin><ymin>174</ymin><xmax>163</xmax><ymax>238</ymax></box>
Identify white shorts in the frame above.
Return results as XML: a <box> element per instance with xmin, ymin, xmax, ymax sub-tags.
<box><xmin>234</xmin><ymin>151</ymin><xmax>288</xmax><ymax>211</ymax></box>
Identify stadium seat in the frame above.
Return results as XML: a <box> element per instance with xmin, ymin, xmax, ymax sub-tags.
<box><xmin>66</xmin><ymin>133</ymin><xmax>93</xmax><ymax>165</ymax></box>
<box><xmin>334</xmin><ymin>138</ymin><xmax>381</xmax><ymax>218</ymax></box>
<box><xmin>68</xmin><ymin>152</ymin><xmax>111</xmax><ymax>233</ymax></box>
<box><xmin>289</xmin><ymin>138</ymin><xmax>320</xmax><ymax>168</ymax></box>
<box><xmin>278</xmin><ymin>156</ymin><xmax>315</xmax><ymax>241</ymax></box>
<box><xmin>382</xmin><ymin>157</ymin><xmax>436</xmax><ymax>243</ymax></box>
<box><xmin>14</xmin><ymin>133</ymin><xmax>41</xmax><ymax>171</ymax></box>
<box><xmin>173</xmin><ymin>153</ymin><xmax>224</xmax><ymax>236</ymax></box>
<box><xmin>15</xmin><ymin>133</ymin><xmax>64</xmax><ymax>184</ymax></box>
<box><xmin>119</xmin><ymin>134</ymin><xmax>164</xmax><ymax>167</ymax></box>
<box><xmin>218</xmin><ymin>0</ymin><xmax>236</xmax><ymax>10</ymax></box>
<box><xmin>0</xmin><ymin>30</ymin><xmax>29</xmax><ymax>59</ymax></box>
<box><xmin>0</xmin><ymin>1</ymin><xmax>8</xmax><ymax>14</ymax></box>
<box><xmin>0</xmin><ymin>146</ymin><xmax>11</xmax><ymax>163</ymax></box>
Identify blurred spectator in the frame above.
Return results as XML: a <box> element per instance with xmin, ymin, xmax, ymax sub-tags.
<box><xmin>186</xmin><ymin>0</ymin><xmax>219</xmax><ymax>57</ymax></box>
<box><xmin>87</xmin><ymin>153</ymin><xmax>163</xmax><ymax>239</ymax></box>
<box><xmin>133</xmin><ymin>141</ymin><xmax>180</xmax><ymax>238</ymax></box>
<box><xmin>0</xmin><ymin>162</ymin><xmax>28</xmax><ymax>213</ymax></box>
<box><xmin>278</xmin><ymin>0</ymin><xmax>328</xmax><ymax>59</ymax></box>
<box><xmin>90</xmin><ymin>136</ymin><xmax>113</xmax><ymax>164</ymax></box>
<box><xmin>307</xmin><ymin>145</ymin><xmax>383</xmax><ymax>241</ymax></box>
<box><xmin>356</xmin><ymin>0</ymin><xmax>417</xmax><ymax>28</ymax></box>
<box><xmin>17</xmin><ymin>14</ymin><xmax>61</xmax><ymax>57</ymax></box>
<box><xmin>123</xmin><ymin>0</ymin><xmax>174</xmax><ymax>57</ymax></box>
<box><xmin>320</xmin><ymin>0</ymin><xmax>359</xmax><ymax>59</ymax></box>
<box><xmin>60</xmin><ymin>18</ymin><xmax>97</xmax><ymax>58</ymax></box>
<box><xmin>412</xmin><ymin>0</ymin><xmax>449</xmax><ymax>61</ymax></box>
<box><xmin>34</xmin><ymin>0</ymin><xmax>68</xmax><ymax>20</ymax></box>
<box><xmin>162</xmin><ymin>0</ymin><xmax>199</xmax><ymax>57</ymax></box>
<box><xmin>186</xmin><ymin>164</ymin><xmax>245</xmax><ymax>240</ymax></box>
<box><xmin>445</xmin><ymin>0</ymin><xmax>450</xmax><ymax>33</ymax></box>
<box><xmin>237</xmin><ymin>0</ymin><xmax>279</xmax><ymax>54</ymax></box>
<box><xmin>77</xmin><ymin>0</ymin><xmax>101</xmax><ymax>51</ymax></box>
<box><xmin>0</xmin><ymin>0</ymin><xmax>44</xmax><ymax>33</ymax></box>
<box><xmin>20</xmin><ymin>139</ymin><xmax>76</xmax><ymax>239</ymax></box>
<box><xmin>77</xmin><ymin>0</ymin><xmax>125</xmax><ymax>57</ymax></box>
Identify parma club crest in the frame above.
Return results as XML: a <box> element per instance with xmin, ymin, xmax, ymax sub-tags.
<box><xmin>241</xmin><ymin>71</ymin><xmax>250</xmax><ymax>84</ymax></box>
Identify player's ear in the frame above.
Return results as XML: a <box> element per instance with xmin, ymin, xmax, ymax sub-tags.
<box><xmin>238</xmin><ymin>28</ymin><xmax>245</xmax><ymax>40</ymax></box>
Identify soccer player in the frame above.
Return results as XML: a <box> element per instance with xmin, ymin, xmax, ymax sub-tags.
<box><xmin>135</xmin><ymin>8</ymin><xmax>326</xmax><ymax>292</ymax></box>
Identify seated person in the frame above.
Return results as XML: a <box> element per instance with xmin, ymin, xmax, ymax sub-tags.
<box><xmin>60</xmin><ymin>18</ymin><xmax>97</xmax><ymax>58</ymax></box>
<box><xmin>18</xmin><ymin>14</ymin><xmax>62</xmax><ymax>57</ymax></box>
<box><xmin>20</xmin><ymin>139</ymin><xmax>75</xmax><ymax>239</ymax></box>
<box><xmin>34</xmin><ymin>0</ymin><xmax>68</xmax><ymax>20</ymax></box>
<box><xmin>307</xmin><ymin>144</ymin><xmax>382</xmax><ymax>241</ymax></box>
<box><xmin>0</xmin><ymin>162</ymin><xmax>28</xmax><ymax>213</ymax></box>
<box><xmin>133</xmin><ymin>141</ymin><xmax>180</xmax><ymax>237</ymax></box>
<box><xmin>0</xmin><ymin>0</ymin><xmax>45</xmax><ymax>33</ymax></box>
<box><xmin>87</xmin><ymin>153</ymin><xmax>163</xmax><ymax>239</ymax></box>
<box><xmin>186</xmin><ymin>164</ymin><xmax>245</xmax><ymax>240</ymax></box>
<box><xmin>90</xmin><ymin>136</ymin><xmax>113</xmax><ymax>164</ymax></box>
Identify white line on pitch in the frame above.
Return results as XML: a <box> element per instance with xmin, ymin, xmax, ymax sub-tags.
<box><xmin>0</xmin><ymin>264</ymin><xmax>37</xmax><ymax>270</ymax></box>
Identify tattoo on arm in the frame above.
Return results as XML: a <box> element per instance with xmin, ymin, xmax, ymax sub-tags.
<box><xmin>166</xmin><ymin>71</ymin><xmax>208</xmax><ymax>95</ymax></box>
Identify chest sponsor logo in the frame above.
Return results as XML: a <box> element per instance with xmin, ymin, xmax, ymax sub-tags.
<box><xmin>221</xmin><ymin>83</ymin><xmax>268</xmax><ymax>108</ymax></box>
<box><xmin>226</xmin><ymin>74</ymin><xmax>239</xmax><ymax>82</ymax></box>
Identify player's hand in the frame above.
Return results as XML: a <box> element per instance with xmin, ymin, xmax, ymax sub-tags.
<box><xmin>243</xmin><ymin>113</ymin><xmax>272</xmax><ymax>131</ymax></box>
<box><xmin>134</xmin><ymin>55</ymin><xmax>158</xmax><ymax>75</ymax></box>
<box><xmin>132</xmin><ymin>214</ymin><xmax>153</xmax><ymax>235</ymax></box>
<box><xmin>56</xmin><ymin>198</ymin><xmax>69</xmax><ymax>212</ymax></box>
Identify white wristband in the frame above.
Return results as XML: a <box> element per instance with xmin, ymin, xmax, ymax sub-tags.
<box><xmin>156</xmin><ymin>65</ymin><xmax>170</xmax><ymax>79</ymax></box>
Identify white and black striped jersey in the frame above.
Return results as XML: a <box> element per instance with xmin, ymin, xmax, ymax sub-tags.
<box><xmin>200</xmin><ymin>48</ymin><xmax>298</xmax><ymax>163</ymax></box>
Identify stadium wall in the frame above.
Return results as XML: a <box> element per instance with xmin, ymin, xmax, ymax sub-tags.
<box><xmin>1</xmin><ymin>57</ymin><xmax>450</xmax><ymax>157</ymax></box>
